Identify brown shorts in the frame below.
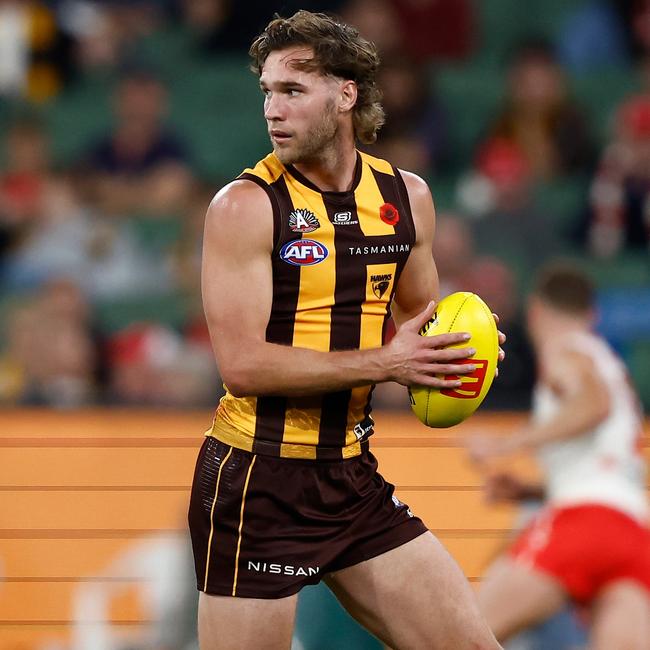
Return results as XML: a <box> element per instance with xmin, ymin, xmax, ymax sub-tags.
<box><xmin>188</xmin><ymin>436</ymin><xmax>427</xmax><ymax>599</ymax></box>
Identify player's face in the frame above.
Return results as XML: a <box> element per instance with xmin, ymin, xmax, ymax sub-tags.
<box><xmin>260</xmin><ymin>47</ymin><xmax>341</xmax><ymax>165</ymax></box>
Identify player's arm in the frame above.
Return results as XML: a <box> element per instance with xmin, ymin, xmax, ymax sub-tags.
<box><xmin>392</xmin><ymin>171</ymin><xmax>505</xmax><ymax>364</ymax></box>
<box><xmin>202</xmin><ymin>180</ymin><xmax>471</xmax><ymax>397</ymax></box>
<box><xmin>388</xmin><ymin>171</ymin><xmax>475</xmax><ymax>377</ymax></box>
<box><xmin>391</xmin><ymin>170</ymin><xmax>440</xmax><ymax>326</ymax></box>
<box><xmin>484</xmin><ymin>472</ymin><xmax>546</xmax><ymax>503</ymax></box>
<box><xmin>468</xmin><ymin>349</ymin><xmax>611</xmax><ymax>462</ymax></box>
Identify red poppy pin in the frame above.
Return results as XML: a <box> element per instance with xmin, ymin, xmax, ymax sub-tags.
<box><xmin>379</xmin><ymin>202</ymin><xmax>399</xmax><ymax>226</ymax></box>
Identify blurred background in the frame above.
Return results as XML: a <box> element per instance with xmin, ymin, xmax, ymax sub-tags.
<box><xmin>0</xmin><ymin>0</ymin><xmax>648</xmax><ymax>649</ymax></box>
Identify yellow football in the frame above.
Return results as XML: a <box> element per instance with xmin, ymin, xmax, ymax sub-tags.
<box><xmin>409</xmin><ymin>292</ymin><xmax>499</xmax><ymax>428</ymax></box>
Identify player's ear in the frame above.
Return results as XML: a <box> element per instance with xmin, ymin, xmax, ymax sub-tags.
<box><xmin>339</xmin><ymin>80</ymin><xmax>357</xmax><ymax>113</ymax></box>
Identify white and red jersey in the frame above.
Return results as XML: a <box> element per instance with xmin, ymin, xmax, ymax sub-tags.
<box><xmin>533</xmin><ymin>331</ymin><xmax>648</xmax><ymax>522</ymax></box>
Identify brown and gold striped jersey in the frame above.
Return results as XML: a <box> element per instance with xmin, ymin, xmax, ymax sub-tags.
<box><xmin>208</xmin><ymin>151</ymin><xmax>416</xmax><ymax>460</ymax></box>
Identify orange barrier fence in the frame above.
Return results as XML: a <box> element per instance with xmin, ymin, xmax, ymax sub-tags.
<box><xmin>0</xmin><ymin>409</ymin><xmax>648</xmax><ymax>649</ymax></box>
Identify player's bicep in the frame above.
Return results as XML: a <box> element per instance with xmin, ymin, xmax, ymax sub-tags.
<box><xmin>201</xmin><ymin>181</ymin><xmax>274</xmax><ymax>374</ymax></box>
<box><xmin>392</xmin><ymin>171</ymin><xmax>439</xmax><ymax>325</ymax></box>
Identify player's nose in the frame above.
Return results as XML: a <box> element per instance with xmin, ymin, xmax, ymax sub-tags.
<box><xmin>264</xmin><ymin>93</ymin><xmax>285</xmax><ymax>121</ymax></box>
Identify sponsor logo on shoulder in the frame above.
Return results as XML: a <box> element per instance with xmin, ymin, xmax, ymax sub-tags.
<box><xmin>333</xmin><ymin>211</ymin><xmax>358</xmax><ymax>225</ymax></box>
<box><xmin>280</xmin><ymin>239</ymin><xmax>328</xmax><ymax>266</ymax></box>
<box><xmin>248</xmin><ymin>561</ymin><xmax>319</xmax><ymax>577</ymax></box>
<box><xmin>371</xmin><ymin>273</ymin><xmax>392</xmax><ymax>299</ymax></box>
<box><xmin>289</xmin><ymin>208</ymin><xmax>320</xmax><ymax>233</ymax></box>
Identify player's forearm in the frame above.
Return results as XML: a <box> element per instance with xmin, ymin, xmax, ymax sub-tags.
<box><xmin>507</xmin><ymin>395</ymin><xmax>610</xmax><ymax>453</ymax></box>
<box><xmin>219</xmin><ymin>341</ymin><xmax>396</xmax><ymax>397</ymax></box>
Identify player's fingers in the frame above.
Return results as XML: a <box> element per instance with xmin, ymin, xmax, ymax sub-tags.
<box><xmin>492</xmin><ymin>312</ymin><xmax>500</xmax><ymax>325</ymax></box>
<box><xmin>421</xmin><ymin>346</ymin><xmax>476</xmax><ymax>361</ymax></box>
<box><xmin>412</xmin><ymin>375</ymin><xmax>464</xmax><ymax>389</ymax></box>
<box><xmin>403</xmin><ymin>300</ymin><xmax>436</xmax><ymax>333</ymax></box>
<box><xmin>422</xmin><ymin>331</ymin><xmax>471</xmax><ymax>348</ymax></box>
<box><xmin>498</xmin><ymin>346</ymin><xmax>505</xmax><ymax>362</ymax></box>
<box><xmin>497</xmin><ymin>328</ymin><xmax>506</xmax><ymax>345</ymax></box>
<box><xmin>423</xmin><ymin>363</ymin><xmax>476</xmax><ymax>375</ymax></box>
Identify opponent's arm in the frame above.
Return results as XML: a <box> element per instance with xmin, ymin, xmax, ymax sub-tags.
<box><xmin>468</xmin><ymin>349</ymin><xmax>611</xmax><ymax>462</ymax></box>
<box><xmin>484</xmin><ymin>472</ymin><xmax>546</xmax><ymax>503</ymax></box>
<box><xmin>202</xmin><ymin>180</ymin><xmax>473</xmax><ymax>397</ymax></box>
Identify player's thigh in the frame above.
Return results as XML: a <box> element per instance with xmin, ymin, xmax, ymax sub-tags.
<box><xmin>478</xmin><ymin>556</ymin><xmax>566</xmax><ymax>643</ymax></box>
<box><xmin>591</xmin><ymin>580</ymin><xmax>650</xmax><ymax>650</ymax></box>
<box><xmin>198</xmin><ymin>591</ymin><xmax>298</xmax><ymax>650</ymax></box>
<box><xmin>325</xmin><ymin>531</ymin><xmax>501</xmax><ymax>650</ymax></box>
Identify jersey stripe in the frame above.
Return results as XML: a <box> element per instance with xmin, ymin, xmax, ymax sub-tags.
<box><xmin>281</xmin><ymin>179</ymin><xmax>334</xmax><ymax>455</ymax></box>
<box><xmin>252</xmin><ymin>175</ymin><xmax>299</xmax><ymax>456</ymax></box>
<box><xmin>317</xmin><ymin>190</ymin><xmax>363</xmax><ymax>457</ymax></box>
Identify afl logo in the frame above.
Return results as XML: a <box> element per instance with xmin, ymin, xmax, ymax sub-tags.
<box><xmin>280</xmin><ymin>239</ymin><xmax>329</xmax><ymax>266</ymax></box>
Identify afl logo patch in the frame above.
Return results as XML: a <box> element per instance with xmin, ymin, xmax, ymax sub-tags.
<box><xmin>280</xmin><ymin>239</ymin><xmax>329</xmax><ymax>266</ymax></box>
<box><xmin>289</xmin><ymin>208</ymin><xmax>320</xmax><ymax>233</ymax></box>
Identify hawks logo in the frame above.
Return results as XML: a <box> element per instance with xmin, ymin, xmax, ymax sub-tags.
<box><xmin>441</xmin><ymin>359</ymin><xmax>489</xmax><ymax>399</ymax></box>
<box><xmin>280</xmin><ymin>239</ymin><xmax>328</xmax><ymax>266</ymax></box>
<box><xmin>371</xmin><ymin>273</ymin><xmax>392</xmax><ymax>299</ymax></box>
<box><xmin>289</xmin><ymin>208</ymin><xmax>320</xmax><ymax>233</ymax></box>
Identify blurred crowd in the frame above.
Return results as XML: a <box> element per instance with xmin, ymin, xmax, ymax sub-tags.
<box><xmin>0</xmin><ymin>0</ymin><xmax>649</xmax><ymax>410</ymax></box>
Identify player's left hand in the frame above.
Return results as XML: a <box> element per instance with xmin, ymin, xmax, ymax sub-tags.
<box><xmin>492</xmin><ymin>313</ymin><xmax>506</xmax><ymax>376</ymax></box>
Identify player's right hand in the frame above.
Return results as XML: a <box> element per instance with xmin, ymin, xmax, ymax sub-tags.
<box><xmin>384</xmin><ymin>301</ymin><xmax>476</xmax><ymax>388</ymax></box>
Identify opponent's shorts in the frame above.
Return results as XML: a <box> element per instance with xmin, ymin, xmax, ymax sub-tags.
<box><xmin>188</xmin><ymin>436</ymin><xmax>427</xmax><ymax>599</ymax></box>
<box><xmin>509</xmin><ymin>504</ymin><xmax>650</xmax><ymax>604</ymax></box>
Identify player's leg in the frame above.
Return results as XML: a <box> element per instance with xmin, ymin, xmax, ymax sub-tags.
<box><xmin>325</xmin><ymin>531</ymin><xmax>501</xmax><ymax>650</ymax></box>
<box><xmin>477</xmin><ymin>556</ymin><xmax>566</xmax><ymax>642</ymax></box>
<box><xmin>198</xmin><ymin>592</ymin><xmax>298</xmax><ymax>650</ymax></box>
<box><xmin>590</xmin><ymin>580</ymin><xmax>650</xmax><ymax>650</ymax></box>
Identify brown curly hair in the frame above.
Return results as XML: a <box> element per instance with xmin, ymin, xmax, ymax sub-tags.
<box><xmin>249</xmin><ymin>10</ymin><xmax>385</xmax><ymax>145</ymax></box>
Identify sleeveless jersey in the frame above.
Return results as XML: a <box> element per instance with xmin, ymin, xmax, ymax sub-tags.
<box><xmin>534</xmin><ymin>331</ymin><xmax>648</xmax><ymax>521</ymax></box>
<box><xmin>209</xmin><ymin>151</ymin><xmax>416</xmax><ymax>460</ymax></box>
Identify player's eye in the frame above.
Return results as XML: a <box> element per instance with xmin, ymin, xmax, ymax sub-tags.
<box><xmin>287</xmin><ymin>89</ymin><xmax>301</xmax><ymax>97</ymax></box>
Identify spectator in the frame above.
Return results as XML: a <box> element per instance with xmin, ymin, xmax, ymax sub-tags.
<box><xmin>81</xmin><ymin>66</ymin><xmax>194</xmax><ymax>218</ymax></box>
<box><xmin>0</xmin><ymin>0</ymin><xmax>73</xmax><ymax>102</ymax></box>
<box><xmin>389</xmin><ymin>0</ymin><xmax>476</xmax><ymax>63</ymax></box>
<box><xmin>107</xmin><ymin>322</ymin><xmax>217</xmax><ymax>407</ymax></box>
<box><xmin>457</xmin><ymin>137</ymin><xmax>561</xmax><ymax>274</ymax></box>
<box><xmin>0</xmin><ymin>280</ymin><xmax>96</xmax><ymax>407</ymax></box>
<box><xmin>368</xmin><ymin>56</ymin><xmax>449</xmax><ymax>175</ymax></box>
<box><xmin>463</xmin><ymin>257</ymin><xmax>535</xmax><ymax>410</ymax></box>
<box><xmin>340</xmin><ymin>0</ymin><xmax>403</xmax><ymax>57</ymax></box>
<box><xmin>0</xmin><ymin>115</ymin><xmax>64</xmax><ymax>260</ymax></box>
<box><xmin>58</xmin><ymin>0</ymin><xmax>164</xmax><ymax>74</ymax></box>
<box><xmin>587</xmin><ymin>93</ymin><xmax>650</xmax><ymax>257</ymax></box>
<box><xmin>482</xmin><ymin>39</ymin><xmax>595</xmax><ymax>181</ymax></box>
<box><xmin>433</xmin><ymin>212</ymin><xmax>475</xmax><ymax>297</ymax></box>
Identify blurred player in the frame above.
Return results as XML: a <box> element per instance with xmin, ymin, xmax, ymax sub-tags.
<box><xmin>189</xmin><ymin>10</ymin><xmax>503</xmax><ymax>650</ymax></box>
<box><xmin>468</xmin><ymin>262</ymin><xmax>650</xmax><ymax>649</ymax></box>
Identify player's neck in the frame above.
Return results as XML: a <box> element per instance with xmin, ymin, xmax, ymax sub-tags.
<box><xmin>291</xmin><ymin>138</ymin><xmax>357</xmax><ymax>192</ymax></box>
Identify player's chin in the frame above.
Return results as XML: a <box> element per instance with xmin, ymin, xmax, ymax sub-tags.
<box><xmin>273</xmin><ymin>144</ymin><xmax>296</xmax><ymax>165</ymax></box>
